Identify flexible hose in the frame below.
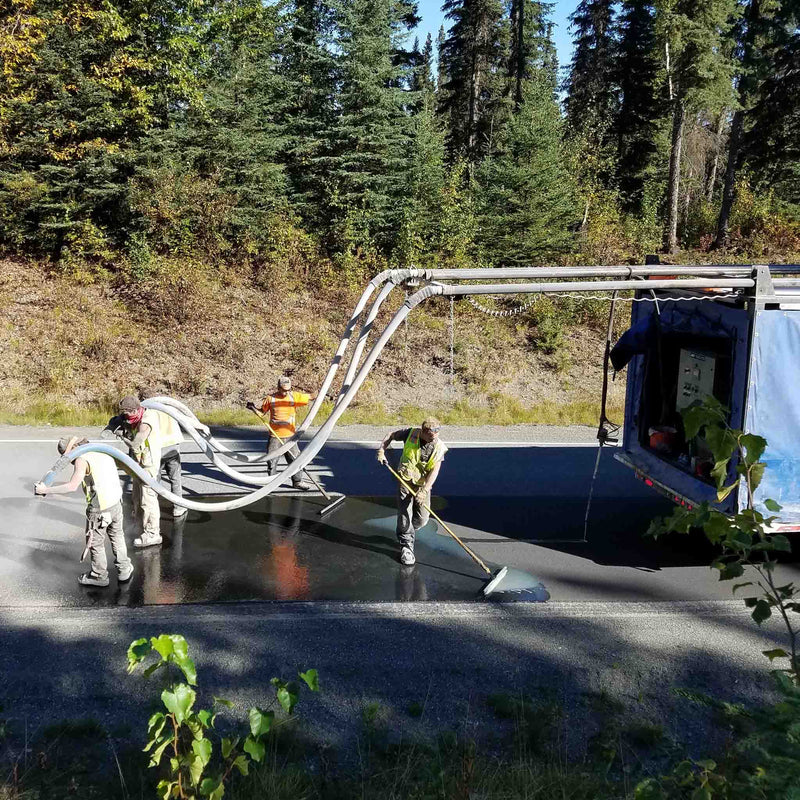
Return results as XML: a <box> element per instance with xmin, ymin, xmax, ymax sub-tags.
<box><xmin>38</xmin><ymin>283</ymin><xmax>442</xmax><ymax>512</ymax></box>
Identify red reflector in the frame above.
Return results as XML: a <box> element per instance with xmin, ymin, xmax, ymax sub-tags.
<box><xmin>688</xmin><ymin>505</ymin><xmax>693</xmax><ymax>510</ymax></box>
<box><xmin>644</xmin><ymin>478</ymin><xmax>653</xmax><ymax>486</ymax></box>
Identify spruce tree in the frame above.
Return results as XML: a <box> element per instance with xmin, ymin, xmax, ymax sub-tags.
<box><xmin>657</xmin><ymin>0</ymin><xmax>737</xmax><ymax>252</ymax></box>
<box><xmin>475</xmin><ymin>74</ymin><xmax>576</xmax><ymax>265</ymax></box>
<box><xmin>743</xmin><ymin>23</ymin><xmax>800</xmax><ymax>205</ymax></box>
<box><xmin>439</xmin><ymin>0</ymin><xmax>507</xmax><ymax>158</ymax></box>
<box><xmin>563</xmin><ymin>0</ymin><xmax>617</xmax><ymax>165</ymax></box>
<box><xmin>324</xmin><ymin>0</ymin><xmax>416</xmax><ymax>252</ymax></box>
<box><xmin>507</xmin><ymin>0</ymin><xmax>556</xmax><ymax>110</ymax></box>
<box><xmin>614</xmin><ymin>0</ymin><xmax>659</xmax><ymax>214</ymax></box>
<box><xmin>713</xmin><ymin>0</ymin><xmax>796</xmax><ymax>248</ymax></box>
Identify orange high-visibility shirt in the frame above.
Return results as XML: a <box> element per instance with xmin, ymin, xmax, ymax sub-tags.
<box><xmin>260</xmin><ymin>391</ymin><xmax>310</xmax><ymax>438</ymax></box>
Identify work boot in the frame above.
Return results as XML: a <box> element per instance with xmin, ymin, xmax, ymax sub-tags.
<box><xmin>292</xmin><ymin>482</ymin><xmax>312</xmax><ymax>492</ymax></box>
<box><xmin>118</xmin><ymin>564</ymin><xmax>134</xmax><ymax>583</ymax></box>
<box><xmin>133</xmin><ymin>532</ymin><xmax>162</xmax><ymax>548</ymax></box>
<box><xmin>173</xmin><ymin>505</ymin><xmax>188</xmax><ymax>518</ymax></box>
<box><xmin>400</xmin><ymin>546</ymin><xmax>416</xmax><ymax>566</ymax></box>
<box><xmin>78</xmin><ymin>572</ymin><xmax>109</xmax><ymax>587</ymax></box>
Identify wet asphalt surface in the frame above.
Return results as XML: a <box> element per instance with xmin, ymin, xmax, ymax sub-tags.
<box><xmin>1</xmin><ymin>425</ymin><xmax>798</xmax><ymax>767</ymax></box>
<box><xmin>6</xmin><ymin>425</ymin><xmax>800</xmax><ymax>606</ymax></box>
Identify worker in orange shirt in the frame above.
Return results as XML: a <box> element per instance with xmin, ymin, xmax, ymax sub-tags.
<box><xmin>247</xmin><ymin>376</ymin><xmax>317</xmax><ymax>491</ymax></box>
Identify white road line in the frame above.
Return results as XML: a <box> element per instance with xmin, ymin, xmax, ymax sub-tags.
<box><xmin>0</xmin><ymin>439</ymin><xmax>604</xmax><ymax>447</ymax></box>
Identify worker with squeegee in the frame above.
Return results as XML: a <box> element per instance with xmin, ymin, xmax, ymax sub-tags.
<box><xmin>378</xmin><ymin>419</ymin><xmax>512</xmax><ymax>596</ymax></box>
<box><xmin>377</xmin><ymin>418</ymin><xmax>447</xmax><ymax>566</ymax></box>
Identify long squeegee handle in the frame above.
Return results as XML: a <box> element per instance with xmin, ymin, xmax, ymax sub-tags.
<box><xmin>249</xmin><ymin>407</ymin><xmax>332</xmax><ymax>500</ymax></box>
<box><xmin>383</xmin><ymin>462</ymin><xmax>492</xmax><ymax>576</ymax></box>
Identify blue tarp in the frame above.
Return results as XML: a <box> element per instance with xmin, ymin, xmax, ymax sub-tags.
<box><xmin>745</xmin><ymin>310</ymin><xmax>800</xmax><ymax>522</ymax></box>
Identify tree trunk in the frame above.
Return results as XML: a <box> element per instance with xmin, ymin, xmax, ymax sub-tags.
<box><xmin>662</xmin><ymin>99</ymin><xmax>685</xmax><ymax>253</ymax></box>
<box><xmin>713</xmin><ymin>109</ymin><xmax>744</xmax><ymax>250</ymax></box>
<box><xmin>705</xmin><ymin>111</ymin><xmax>726</xmax><ymax>202</ymax></box>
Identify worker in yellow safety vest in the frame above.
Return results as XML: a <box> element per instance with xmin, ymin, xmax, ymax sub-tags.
<box><xmin>34</xmin><ymin>436</ymin><xmax>133</xmax><ymax>587</ymax></box>
<box><xmin>246</xmin><ymin>376</ymin><xmax>320</xmax><ymax>491</ymax></box>
<box><xmin>118</xmin><ymin>395</ymin><xmax>162</xmax><ymax>548</ymax></box>
<box><xmin>377</xmin><ymin>418</ymin><xmax>447</xmax><ymax>566</ymax></box>
<box><xmin>140</xmin><ymin>387</ymin><xmax>187</xmax><ymax>518</ymax></box>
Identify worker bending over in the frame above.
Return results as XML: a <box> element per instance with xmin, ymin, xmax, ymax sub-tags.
<box><xmin>247</xmin><ymin>376</ymin><xmax>317</xmax><ymax>491</ymax></box>
<box><xmin>118</xmin><ymin>395</ymin><xmax>162</xmax><ymax>547</ymax></box>
<box><xmin>34</xmin><ymin>436</ymin><xmax>133</xmax><ymax>587</ymax></box>
<box><xmin>377</xmin><ymin>418</ymin><xmax>447</xmax><ymax>566</ymax></box>
<box><xmin>140</xmin><ymin>387</ymin><xmax>186</xmax><ymax>517</ymax></box>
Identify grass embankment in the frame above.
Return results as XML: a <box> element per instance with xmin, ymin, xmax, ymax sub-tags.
<box><xmin>0</xmin><ymin>257</ymin><xmax>625</xmax><ymax>428</ymax></box>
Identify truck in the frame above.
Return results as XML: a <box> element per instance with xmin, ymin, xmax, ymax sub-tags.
<box><xmin>614</xmin><ymin>265</ymin><xmax>800</xmax><ymax>531</ymax></box>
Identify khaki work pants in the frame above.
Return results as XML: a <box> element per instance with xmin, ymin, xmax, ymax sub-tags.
<box><xmin>140</xmin><ymin>466</ymin><xmax>160</xmax><ymax>536</ymax></box>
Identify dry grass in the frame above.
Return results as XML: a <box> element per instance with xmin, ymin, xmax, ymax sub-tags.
<box><xmin>0</xmin><ymin>258</ymin><xmax>627</xmax><ymax>427</ymax></box>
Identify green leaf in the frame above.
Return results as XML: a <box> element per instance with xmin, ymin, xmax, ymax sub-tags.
<box><xmin>221</xmin><ymin>737</ymin><xmax>237</xmax><ymax>759</ymax></box>
<box><xmin>192</xmin><ymin>737</ymin><xmax>212</xmax><ymax>767</ymax></box>
<box><xmin>682</xmin><ymin>406</ymin><xmax>708</xmax><ymax>442</ymax></box>
<box><xmin>695</xmin><ymin>759</ymin><xmax>717</xmax><ymax>770</ymax></box>
<box><xmin>162</xmin><ymin>684</ymin><xmax>196</xmax><ymax>726</ymax></box>
<box><xmin>705</xmin><ymin>425</ymin><xmax>737</xmax><ymax>463</ymax></box>
<box><xmin>710</xmin><ymin>459</ymin><xmax>730</xmax><ymax>490</ymax></box>
<box><xmin>716</xmin><ymin>561</ymin><xmax>744</xmax><ymax>581</ymax></box>
<box><xmin>771</xmin><ymin>535</ymin><xmax>792</xmax><ymax>552</ymax></box>
<box><xmin>248</xmin><ymin>707</ymin><xmax>274</xmax><ymax>737</ymax></box>
<box><xmin>731</xmin><ymin>582</ymin><xmax>753</xmax><ymax>594</ymax></box>
<box><xmin>174</xmin><ymin>654</ymin><xmax>197</xmax><ymax>686</ymax></box>
<box><xmin>156</xmin><ymin>779</ymin><xmax>174</xmax><ymax>800</ymax></box>
<box><xmin>276</xmin><ymin>683</ymin><xmax>299</xmax><ymax>715</ymax></box>
<box><xmin>243</xmin><ymin>735</ymin><xmax>265</xmax><ymax>763</ymax></box>
<box><xmin>751</xmin><ymin>600</ymin><xmax>772</xmax><ymax>624</ymax></box>
<box><xmin>189</xmin><ymin>754</ymin><xmax>206</xmax><ymax>788</ymax></box>
<box><xmin>740</xmin><ymin>434</ymin><xmax>767</xmax><ymax>466</ymax></box>
<box><xmin>214</xmin><ymin>696</ymin><xmax>234</xmax><ymax>709</ymax></box>
<box><xmin>127</xmin><ymin>638</ymin><xmax>151</xmax><ymax>671</ymax></box>
<box><xmin>716</xmin><ymin>481</ymin><xmax>738</xmax><ymax>503</ymax></box>
<box><xmin>200</xmin><ymin>777</ymin><xmax>223</xmax><ymax>798</ymax></box>
<box><xmin>749</xmin><ymin>462</ymin><xmax>766</xmax><ymax>491</ymax></box>
<box><xmin>232</xmin><ymin>754</ymin><xmax>249</xmax><ymax>776</ymax></box>
<box><xmin>145</xmin><ymin>712</ymin><xmax>167</xmax><ymax>743</ymax></box>
<box><xmin>765</xmin><ymin>498</ymin><xmax>782</xmax><ymax>512</ymax></box>
<box><xmin>763</xmin><ymin>648</ymin><xmax>788</xmax><ymax>661</ymax></box>
<box><xmin>150</xmin><ymin>634</ymin><xmax>175</xmax><ymax>661</ymax></box>
<box><xmin>299</xmin><ymin>669</ymin><xmax>320</xmax><ymax>692</ymax></box>
<box><xmin>149</xmin><ymin>733</ymin><xmax>174</xmax><ymax>767</ymax></box>
<box><xmin>196</xmin><ymin>710</ymin><xmax>212</xmax><ymax>728</ymax></box>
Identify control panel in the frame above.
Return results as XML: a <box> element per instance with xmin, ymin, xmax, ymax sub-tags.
<box><xmin>676</xmin><ymin>348</ymin><xmax>717</xmax><ymax>411</ymax></box>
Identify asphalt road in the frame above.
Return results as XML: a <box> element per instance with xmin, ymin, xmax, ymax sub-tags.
<box><xmin>0</xmin><ymin>425</ymin><xmax>796</xmax><ymax>770</ymax></box>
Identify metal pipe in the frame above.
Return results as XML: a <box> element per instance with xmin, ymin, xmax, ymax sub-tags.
<box><xmin>424</xmin><ymin>266</ymin><xmax>757</xmax><ymax>280</ymax></box>
<box><xmin>436</xmin><ymin>279</ymin><xmax>754</xmax><ymax>295</ymax></box>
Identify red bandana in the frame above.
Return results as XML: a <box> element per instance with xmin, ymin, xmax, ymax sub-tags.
<box><xmin>126</xmin><ymin>407</ymin><xmax>144</xmax><ymax>427</ymax></box>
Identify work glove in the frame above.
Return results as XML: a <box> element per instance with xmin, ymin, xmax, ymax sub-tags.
<box><xmin>416</xmin><ymin>487</ymin><xmax>431</xmax><ymax>506</ymax></box>
<box><xmin>34</xmin><ymin>482</ymin><xmax>47</xmax><ymax>496</ymax></box>
<box><xmin>377</xmin><ymin>448</ymin><xmax>387</xmax><ymax>465</ymax></box>
<box><xmin>246</xmin><ymin>401</ymin><xmax>256</xmax><ymax>412</ymax></box>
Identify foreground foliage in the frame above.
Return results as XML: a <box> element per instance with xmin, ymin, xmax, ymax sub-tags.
<box><xmin>126</xmin><ymin>634</ymin><xmax>319</xmax><ymax>799</ymax></box>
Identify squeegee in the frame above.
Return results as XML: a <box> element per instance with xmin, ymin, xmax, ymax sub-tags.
<box><xmin>383</xmin><ymin>462</ymin><xmax>510</xmax><ymax>597</ymax></box>
<box><xmin>249</xmin><ymin>407</ymin><xmax>346</xmax><ymax>517</ymax></box>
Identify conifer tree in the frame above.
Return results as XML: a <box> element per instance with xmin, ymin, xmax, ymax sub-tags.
<box><xmin>325</xmin><ymin>0</ymin><xmax>416</xmax><ymax>251</ymax></box>
<box><xmin>475</xmin><ymin>74</ymin><xmax>576</xmax><ymax>265</ymax></box>
<box><xmin>658</xmin><ymin>0</ymin><xmax>736</xmax><ymax>252</ymax></box>
<box><xmin>436</xmin><ymin>24</ymin><xmax>447</xmax><ymax>91</ymax></box>
<box><xmin>563</xmin><ymin>0</ymin><xmax>617</xmax><ymax>162</ymax></box>
<box><xmin>278</xmin><ymin>0</ymin><xmax>337</xmax><ymax>226</ymax></box>
<box><xmin>743</xmin><ymin>22</ymin><xmax>800</xmax><ymax>205</ymax></box>
<box><xmin>507</xmin><ymin>0</ymin><xmax>556</xmax><ymax>110</ymax></box>
<box><xmin>439</xmin><ymin>0</ymin><xmax>507</xmax><ymax>158</ymax></box>
<box><xmin>614</xmin><ymin>0</ymin><xmax>659</xmax><ymax>214</ymax></box>
<box><xmin>713</xmin><ymin>0</ymin><xmax>795</xmax><ymax>248</ymax></box>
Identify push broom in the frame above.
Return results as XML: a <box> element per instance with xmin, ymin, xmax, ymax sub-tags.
<box><xmin>248</xmin><ymin>407</ymin><xmax>346</xmax><ymax>517</ymax></box>
<box><xmin>382</xmin><ymin>462</ymin><xmax>510</xmax><ymax>597</ymax></box>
